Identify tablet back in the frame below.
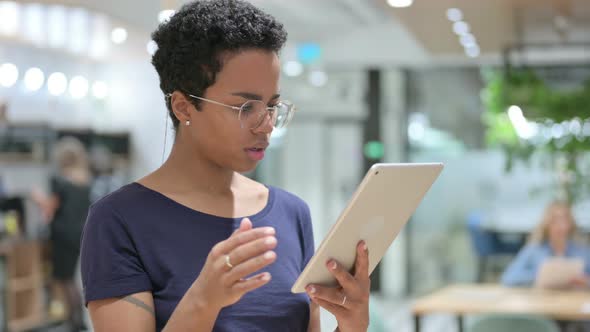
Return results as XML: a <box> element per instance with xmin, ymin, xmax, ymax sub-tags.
<box><xmin>291</xmin><ymin>163</ymin><xmax>443</xmax><ymax>293</ymax></box>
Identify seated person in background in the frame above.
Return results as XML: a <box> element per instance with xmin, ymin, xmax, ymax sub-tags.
<box><xmin>501</xmin><ymin>201</ymin><xmax>590</xmax><ymax>288</ymax></box>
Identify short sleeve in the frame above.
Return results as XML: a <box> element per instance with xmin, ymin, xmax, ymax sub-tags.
<box><xmin>300</xmin><ymin>203</ymin><xmax>315</xmax><ymax>271</ymax></box>
<box><xmin>80</xmin><ymin>202</ymin><xmax>152</xmax><ymax>305</ymax></box>
<box><xmin>50</xmin><ymin>176</ymin><xmax>65</xmax><ymax>199</ymax></box>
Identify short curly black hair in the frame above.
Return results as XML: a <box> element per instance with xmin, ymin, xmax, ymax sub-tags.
<box><xmin>151</xmin><ymin>0</ymin><xmax>288</xmax><ymax>130</ymax></box>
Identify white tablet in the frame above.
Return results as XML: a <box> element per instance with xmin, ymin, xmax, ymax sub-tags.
<box><xmin>534</xmin><ymin>257</ymin><xmax>584</xmax><ymax>289</ymax></box>
<box><xmin>291</xmin><ymin>163</ymin><xmax>443</xmax><ymax>293</ymax></box>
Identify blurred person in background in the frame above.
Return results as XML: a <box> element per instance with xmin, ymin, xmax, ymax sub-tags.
<box><xmin>89</xmin><ymin>145</ymin><xmax>125</xmax><ymax>203</ymax></box>
<box><xmin>32</xmin><ymin>136</ymin><xmax>91</xmax><ymax>332</ymax></box>
<box><xmin>501</xmin><ymin>201</ymin><xmax>590</xmax><ymax>288</ymax></box>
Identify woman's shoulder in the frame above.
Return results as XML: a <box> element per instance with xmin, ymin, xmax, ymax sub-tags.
<box><xmin>268</xmin><ymin>185</ymin><xmax>309</xmax><ymax>212</ymax></box>
<box><xmin>87</xmin><ymin>182</ymin><xmax>154</xmax><ymax>224</ymax></box>
<box><xmin>91</xmin><ymin>182</ymin><xmax>143</xmax><ymax>208</ymax></box>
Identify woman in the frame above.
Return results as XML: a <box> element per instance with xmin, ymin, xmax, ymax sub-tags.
<box><xmin>501</xmin><ymin>201</ymin><xmax>590</xmax><ymax>287</ymax></box>
<box><xmin>80</xmin><ymin>1</ymin><xmax>370</xmax><ymax>331</ymax></box>
<box><xmin>32</xmin><ymin>136</ymin><xmax>91</xmax><ymax>331</ymax></box>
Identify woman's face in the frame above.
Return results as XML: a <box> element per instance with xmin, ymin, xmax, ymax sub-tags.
<box><xmin>185</xmin><ymin>49</ymin><xmax>281</xmax><ymax>173</ymax></box>
<box><xmin>547</xmin><ymin>206</ymin><xmax>572</xmax><ymax>242</ymax></box>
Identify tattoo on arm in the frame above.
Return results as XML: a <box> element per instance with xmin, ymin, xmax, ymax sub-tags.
<box><xmin>121</xmin><ymin>296</ymin><xmax>155</xmax><ymax>317</ymax></box>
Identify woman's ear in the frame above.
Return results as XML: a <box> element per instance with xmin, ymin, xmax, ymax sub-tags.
<box><xmin>170</xmin><ymin>91</ymin><xmax>195</xmax><ymax>124</ymax></box>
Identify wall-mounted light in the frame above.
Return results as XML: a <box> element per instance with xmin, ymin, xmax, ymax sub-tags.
<box><xmin>69</xmin><ymin>75</ymin><xmax>89</xmax><ymax>99</ymax></box>
<box><xmin>92</xmin><ymin>81</ymin><xmax>109</xmax><ymax>99</ymax></box>
<box><xmin>24</xmin><ymin>67</ymin><xmax>45</xmax><ymax>91</ymax></box>
<box><xmin>0</xmin><ymin>63</ymin><xmax>19</xmax><ymax>88</ymax></box>
<box><xmin>48</xmin><ymin>72</ymin><xmax>68</xmax><ymax>96</ymax></box>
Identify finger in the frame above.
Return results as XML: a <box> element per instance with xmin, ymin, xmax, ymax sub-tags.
<box><xmin>310</xmin><ymin>296</ymin><xmax>346</xmax><ymax>317</ymax></box>
<box><xmin>212</xmin><ymin>226</ymin><xmax>275</xmax><ymax>257</ymax></box>
<box><xmin>326</xmin><ymin>259</ymin><xmax>357</xmax><ymax>291</ymax></box>
<box><xmin>232</xmin><ymin>272</ymin><xmax>272</xmax><ymax>293</ymax></box>
<box><xmin>306</xmin><ymin>285</ymin><xmax>348</xmax><ymax>309</ymax></box>
<box><xmin>354</xmin><ymin>240</ymin><xmax>369</xmax><ymax>281</ymax></box>
<box><xmin>225</xmin><ymin>235</ymin><xmax>277</xmax><ymax>267</ymax></box>
<box><xmin>233</xmin><ymin>218</ymin><xmax>253</xmax><ymax>234</ymax></box>
<box><xmin>224</xmin><ymin>251</ymin><xmax>277</xmax><ymax>284</ymax></box>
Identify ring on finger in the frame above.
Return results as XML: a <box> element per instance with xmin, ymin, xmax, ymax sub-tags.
<box><xmin>225</xmin><ymin>255</ymin><xmax>234</xmax><ymax>269</ymax></box>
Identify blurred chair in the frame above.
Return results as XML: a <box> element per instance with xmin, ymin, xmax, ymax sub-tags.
<box><xmin>467</xmin><ymin>211</ymin><xmax>525</xmax><ymax>282</ymax></box>
<box><xmin>467</xmin><ymin>314</ymin><xmax>560</xmax><ymax>332</ymax></box>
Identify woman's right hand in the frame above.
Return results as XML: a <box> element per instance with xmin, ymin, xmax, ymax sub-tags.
<box><xmin>188</xmin><ymin>218</ymin><xmax>277</xmax><ymax>311</ymax></box>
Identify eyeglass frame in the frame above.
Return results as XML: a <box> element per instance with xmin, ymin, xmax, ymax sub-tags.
<box><xmin>165</xmin><ymin>92</ymin><xmax>296</xmax><ymax>129</ymax></box>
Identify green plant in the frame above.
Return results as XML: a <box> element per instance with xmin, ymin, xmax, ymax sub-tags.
<box><xmin>482</xmin><ymin>68</ymin><xmax>590</xmax><ymax>203</ymax></box>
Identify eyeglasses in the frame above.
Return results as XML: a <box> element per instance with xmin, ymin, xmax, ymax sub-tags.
<box><xmin>178</xmin><ymin>93</ymin><xmax>296</xmax><ymax>130</ymax></box>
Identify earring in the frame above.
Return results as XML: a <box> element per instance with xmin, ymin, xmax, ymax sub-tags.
<box><xmin>185</xmin><ymin>120</ymin><xmax>190</xmax><ymax>126</ymax></box>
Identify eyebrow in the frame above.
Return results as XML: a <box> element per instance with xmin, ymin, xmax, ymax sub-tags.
<box><xmin>231</xmin><ymin>92</ymin><xmax>281</xmax><ymax>101</ymax></box>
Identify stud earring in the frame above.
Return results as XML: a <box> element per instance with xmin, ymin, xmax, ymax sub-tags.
<box><xmin>185</xmin><ymin>120</ymin><xmax>190</xmax><ymax>126</ymax></box>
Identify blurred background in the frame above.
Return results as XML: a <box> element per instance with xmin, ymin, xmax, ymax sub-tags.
<box><xmin>0</xmin><ymin>0</ymin><xmax>589</xmax><ymax>331</ymax></box>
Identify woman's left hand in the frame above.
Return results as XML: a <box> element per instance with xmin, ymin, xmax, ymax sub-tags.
<box><xmin>306</xmin><ymin>241</ymin><xmax>370</xmax><ymax>332</ymax></box>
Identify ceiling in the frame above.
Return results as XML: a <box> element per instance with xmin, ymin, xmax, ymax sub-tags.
<box><xmin>10</xmin><ymin>0</ymin><xmax>590</xmax><ymax>67</ymax></box>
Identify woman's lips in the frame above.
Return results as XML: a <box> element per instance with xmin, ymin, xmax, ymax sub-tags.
<box><xmin>245</xmin><ymin>148</ymin><xmax>266</xmax><ymax>161</ymax></box>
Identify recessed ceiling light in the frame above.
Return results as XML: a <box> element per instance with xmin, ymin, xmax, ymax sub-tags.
<box><xmin>446</xmin><ymin>8</ymin><xmax>463</xmax><ymax>22</ymax></box>
<box><xmin>111</xmin><ymin>27</ymin><xmax>128</xmax><ymax>44</ymax></box>
<box><xmin>452</xmin><ymin>21</ymin><xmax>470</xmax><ymax>36</ymax></box>
<box><xmin>465</xmin><ymin>45</ymin><xmax>480</xmax><ymax>58</ymax></box>
<box><xmin>460</xmin><ymin>33</ymin><xmax>477</xmax><ymax>48</ymax></box>
<box><xmin>387</xmin><ymin>0</ymin><xmax>413</xmax><ymax>8</ymax></box>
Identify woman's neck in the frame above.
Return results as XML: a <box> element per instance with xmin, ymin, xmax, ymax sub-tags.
<box><xmin>154</xmin><ymin>139</ymin><xmax>238</xmax><ymax>196</ymax></box>
<box><xmin>549</xmin><ymin>238</ymin><xmax>568</xmax><ymax>256</ymax></box>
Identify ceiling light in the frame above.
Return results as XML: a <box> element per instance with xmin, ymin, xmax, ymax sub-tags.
<box><xmin>465</xmin><ymin>44</ymin><xmax>480</xmax><ymax>58</ymax></box>
<box><xmin>446</xmin><ymin>8</ymin><xmax>463</xmax><ymax>22</ymax></box>
<box><xmin>158</xmin><ymin>9</ymin><xmax>175</xmax><ymax>23</ymax></box>
<box><xmin>147</xmin><ymin>40</ymin><xmax>158</xmax><ymax>56</ymax></box>
<box><xmin>459</xmin><ymin>34</ymin><xmax>477</xmax><ymax>48</ymax></box>
<box><xmin>452</xmin><ymin>21</ymin><xmax>470</xmax><ymax>36</ymax></box>
<box><xmin>387</xmin><ymin>0</ymin><xmax>413</xmax><ymax>8</ymax></box>
<box><xmin>309</xmin><ymin>71</ymin><xmax>328</xmax><ymax>87</ymax></box>
<box><xmin>283</xmin><ymin>61</ymin><xmax>303</xmax><ymax>77</ymax></box>
<box><xmin>0</xmin><ymin>2</ymin><xmax>19</xmax><ymax>36</ymax></box>
<box><xmin>111</xmin><ymin>27</ymin><xmax>128</xmax><ymax>44</ymax></box>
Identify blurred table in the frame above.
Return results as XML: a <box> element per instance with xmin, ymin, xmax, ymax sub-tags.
<box><xmin>412</xmin><ymin>284</ymin><xmax>590</xmax><ymax>332</ymax></box>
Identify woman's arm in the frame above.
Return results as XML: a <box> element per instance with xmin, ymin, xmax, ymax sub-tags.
<box><xmin>30</xmin><ymin>188</ymin><xmax>59</xmax><ymax>223</ymax></box>
<box><xmin>89</xmin><ymin>289</ymin><xmax>221</xmax><ymax>332</ymax></box>
<box><xmin>89</xmin><ymin>292</ymin><xmax>156</xmax><ymax>332</ymax></box>
<box><xmin>500</xmin><ymin>244</ymin><xmax>540</xmax><ymax>287</ymax></box>
<box><xmin>86</xmin><ymin>218</ymin><xmax>276</xmax><ymax>332</ymax></box>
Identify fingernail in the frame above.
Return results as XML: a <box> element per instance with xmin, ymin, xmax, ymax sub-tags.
<box><xmin>329</xmin><ymin>260</ymin><xmax>337</xmax><ymax>270</ymax></box>
<box><xmin>261</xmin><ymin>273</ymin><xmax>270</xmax><ymax>281</ymax></box>
<box><xmin>264</xmin><ymin>251</ymin><xmax>274</xmax><ymax>260</ymax></box>
<box><xmin>363</xmin><ymin>242</ymin><xmax>368</xmax><ymax>251</ymax></box>
<box><xmin>264</xmin><ymin>227</ymin><xmax>275</xmax><ymax>235</ymax></box>
<box><xmin>265</xmin><ymin>237</ymin><xmax>276</xmax><ymax>245</ymax></box>
<box><xmin>308</xmin><ymin>286</ymin><xmax>316</xmax><ymax>294</ymax></box>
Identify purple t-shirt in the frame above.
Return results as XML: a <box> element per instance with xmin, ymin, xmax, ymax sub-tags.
<box><xmin>80</xmin><ymin>182</ymin><xmax>314</xmax><ymax>331</ymax></box>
